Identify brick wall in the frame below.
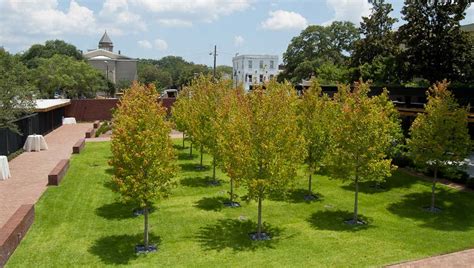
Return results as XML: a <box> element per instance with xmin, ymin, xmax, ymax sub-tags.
<box><xmin>65</xmin><ymin>98</ymin><xmax>176</xmax><ymax>122</ymax></box>
<box><xmin>0</xmin><ymin>204</ymin><xmax>35</xmax><ymax>267</ymax></box>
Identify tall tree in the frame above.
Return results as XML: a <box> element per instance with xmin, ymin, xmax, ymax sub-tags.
<box><xmin>407</xmin><ymin>80</ymin><xmax>471</xmax><ymax>212</ymax></box>
<box><xmin>280</xmin><ymin>21</ymin><xmax>359</xmax><ymax>83</ymax></box>
<box><xmin>21</xmin><ymin>40</ymin><xmax>83</xmax><ymax>68</ymax></box>
<box><xmin>110</xmin><ymin>82</ymin><xmax>177</xmax><ymax>252</ymax></box>
<box><xmin>325</xmin><ymin>80</ymin><xmax>401</xmax><ymax>224</ymax></box>
<box><xmin>0</xmin><ymin>49</ymin><xmax>36</xmax><ymax>132</ymax></box>
<box><xmin>351</xmin><ymin>0</ymin><xmax>399</xmax><ymax>67</ymax></box>
<box><xmin>398</xmin><ymin>0</ymin><xmax>473</xmax><ymax>83</ymax></box>
<box><xmin>33</xmin><ymin>54</ymin><xmax>106</xmax><ymax>98</ymax></box>
<box><xmin>298</xmin><ymin>79</ymin><xmax>335</xmax><ymax>199</ymax></box>
<box><xmin>243</xmin><ymin>81</ymin><xmax>305</xmax><ymax>239</ymax></box>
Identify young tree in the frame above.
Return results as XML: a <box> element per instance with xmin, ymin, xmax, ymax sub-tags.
<box><xmin>407</xmin><ymin>80</ymin><xmax>471</xmax><ymax>212</ymax></box>
<box><xmin>298</xmin><ymin>80</ymin><xmax>335</xmax><ymax>200</ymax></box>
<box><xmin>172</xmin><ymin>86</ymin><xmax>193</xmax><ymax>150</ymax></box>
<box><xmin>243</xmin><ymin>81</ymin><xmax>305</xmax><ymax>239</ymax></box>
<box><xmin>215</xmin><ymin>87</ymin><xmax>252</xmax><ymax>206</ymax></box>
<box><xmin>325</xmin><ymin>80</ymin><xmax>401</xmax><ymax>224</ymax></box>
<box><xmin>110</xmin><ymin>82</ymin><xmax>177</xmax><ymax>252</ymax></box>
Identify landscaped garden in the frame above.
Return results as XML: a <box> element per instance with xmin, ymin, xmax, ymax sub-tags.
<box><xmin>7</xmin><ymin>140</ymin><xmax>474</xmax><ymax>267</ymax></box>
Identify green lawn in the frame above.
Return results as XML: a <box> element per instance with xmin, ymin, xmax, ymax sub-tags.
<box><xmin>7</xmin><ymin>141</ymin><xmax>474</xmax><ymax>267</ymax></box>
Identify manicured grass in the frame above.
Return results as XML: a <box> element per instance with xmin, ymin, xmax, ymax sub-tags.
<box><xmin>7</xmin><ymin>140</ymin><xmax>474</xmax><ymax>267</ymax></box>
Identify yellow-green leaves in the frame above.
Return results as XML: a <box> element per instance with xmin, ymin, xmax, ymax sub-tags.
<box><xmin>109</xmin><ymin>82</ymin><xmax>177</xmax><ymax>208</ymax></box>
<box><xmin>407</xmin><ymin>80</ymin><xmax>471</xmax><ymax>170</ymax></box>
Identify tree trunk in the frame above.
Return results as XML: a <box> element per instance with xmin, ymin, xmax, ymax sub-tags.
<box><xmin>431</xmin><ymin>168</ymin><xmax>437</xmax><ymax>212</ymax></box>
<box><xmin>230</xmin><ymin>177</ymin><xmax>234</xmax><ymax>203</ymax></box>
<box><xmin>182</xmin><ymin>133</ymin><xmax>185</xmax><ymax>149</ymax></box>
<box><xmin>144</xmin><ymin>206</ymin><xmax>149</xmax><ymax>249</ymax></box>
<box><xmin>212</xmin><ymin>157</ymin><xmax>216</xmax><ymax>181</ymax></box>
<box><xmin>308</xmin><ymin>174</ymin><xmax>313</xmax><ymax>196</ymax></box>
<box><xmin>200</xmin><ymin>145</ymin><xmax>203</xmax><ymax>168</ymax></box>
<box><xmin>190</xmin><ymin>142</ymin><xmax>193</xmax><ymax>158</ymax></box>
<box><xmin>257</xmin><ymin>195</ymin><xmax>262</xmax><ymax>240</ymax></box>
<box><xmin>353</xmin><ymin>175</ymin><xmax>359</xmax><ymax>223</ymax></box>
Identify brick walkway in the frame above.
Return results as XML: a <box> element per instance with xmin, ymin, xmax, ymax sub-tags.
<box><xmin>388</xmin><ymin>248</ymin><xmax>474</xmax><ymax>267</ymax></box>
<box><xmin>0</xmin><ymin>123</ymin><xmax>92</xmax><ymax>229</ymax></box>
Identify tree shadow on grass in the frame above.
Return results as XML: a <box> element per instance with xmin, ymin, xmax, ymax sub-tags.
<box><xmin>89</xmin><ymin>233</ymin><xmax>161</xmax><ymax>265</ymax></box>
<box><xmin>387</xmin><ymin>189</ymin><xmax>474</xmax><ymax>231</ymax></box>
<box><xmin>178</xmin><ymin>152</ymin><xmax>197</xmax><ymax>160</ymax></box>
<box><xmin>179</xmin><ymin>163</ymin><xmax>210</xmax><ymax>172</ymax></box>
<box><xmin>105</xmin><ymin>168</ymin><xmax>114</xmax><ymax>176</ymax></box>
<box><xmin>180</xmin><ymin>176</ymin><xmax>223</xmax><ymax>187</ymax></box>
<box><xmin>340</xmin><ymin>172</ymin><xmax>418</xmax><ymax>194</ymax></box>
<box><xmin>195</xmin><ymin>219</ymin><xmax>283</xmax><ymax>252</ymax></box>
<box><xmin>103</xmin><ymin>180</ymin><xmax>117</xmax><ymax>191</ymax></box>
<box><xmin>307</xmin><ymin>210</ymin><xmax>372</xmax><ymax>232</ymax></box>
<box><xmin>195</xmin><ymin>196</ymin><xmax>228</xmax><ymax>211</ymax></box>
<box><xmin>96</xmin><ymin>202</ymin><xmax>157</xmax><ymax>220</ymax></box>
<box><xmin>270</xmin><ymin>189</ymin><xmax>324</xmax><ymax>203</ymax></box>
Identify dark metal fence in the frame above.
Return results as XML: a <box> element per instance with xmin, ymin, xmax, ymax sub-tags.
<box><xmin>0</xmin><ymin>107</ymin><xmax>65</xmax><ymax>156</ymax></box>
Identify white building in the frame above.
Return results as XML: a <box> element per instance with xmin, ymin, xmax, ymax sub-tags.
<box><xmin>232</xmin><ymin>54</ymin><xmax>279</xmax><ymax>91</ymax></box>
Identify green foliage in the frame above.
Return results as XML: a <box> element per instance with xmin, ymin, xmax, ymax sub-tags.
<box><xmin>0</xmin><ymin>48</ymin><xmax>36</xmax><ymax>132</ymax></box>
<box><xmin>95</xmin><ymin>121</ymin><xmax>112</xmax><ymax>137</ymax></box>
<box><xmin>325</xmin><ymin>80</ymin><xmax>402</xmax><ymax>221</ymax></box>
<box><xmin>110</xmin><ymin>82</ymin><xmax>177</xmax><ymax>207</ymax></box>
<box><xmin>32</xmin><ymin>54</ymin><xmax>106</xmax><ymax>98</ymax></box>
<box><xmin>138</xmin><ymin>56</ymin><xmax>216</xmax><ymax>89</ymax></box>
<box><xmin>21</xmin><ymin>39</ymin><xmax>83</xmax><ymax>68</ymax></box>
<box><xmin>398</xmin><ymin>1</ymin><xmax>473</xmax><ymax>83</ymax></box>
<box><xmin>315</xmin><ymin>63</ymin><xmax>353</xmax><ymax>85</ymax></box>
<box><xmin>407</xmin><ymin>80</ymin><xmax>471</xmax><ymax>172</ymax></box>
<box><xmin>281</xmin><ymin>21</ymin><xmax>359</xmax><ymax>83</ymax></box>
<box><xmin>351</xmin><ymin>0</ymin><xmax>399</xmax><ymax>67</ymax></box>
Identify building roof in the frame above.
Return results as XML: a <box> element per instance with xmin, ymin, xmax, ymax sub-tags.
<box><xmin>83</xmin><ymin>49</ymin><xmax>135</xmax><ymax>61</ymax></box>
<box><xmin>99</xmin><ymin>31</ymin><xmax>113</xmax><ymax>44</ymax></box>
<box><xmin>34</xmin><ymin>99</ymin><xmax>70</xmax><ymax>112</ymax></box>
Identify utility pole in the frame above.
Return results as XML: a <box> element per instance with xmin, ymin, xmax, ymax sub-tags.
<box><xmin>210</xmin><ymin>45</ymin><xmax>217</xmax><ymax>79</ymax></box>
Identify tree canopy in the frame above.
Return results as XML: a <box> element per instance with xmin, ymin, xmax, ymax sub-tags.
<box><xmin>21</xmin><ymin>39</ymin><xmax>83</xmax><ymax>68</ymax></box>
<box><xmin>280</xmin><ymin>21</ymin><xmax>359</xmax><ymax>83</ymax></box>
<box><xmin>398</xmin><ymin>0</ymin><xmax>473</xmax><ymax>83</ymax></box>
<box><xmin>0</xmin><ymin>49</ymin><xmax>36</xmax><ymax>132</ymax></box>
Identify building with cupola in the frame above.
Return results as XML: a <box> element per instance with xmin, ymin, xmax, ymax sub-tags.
<box><xmin>83</xmin><ymin>31</ymin><xmax>137</xmax><ymax>85</ymax></box>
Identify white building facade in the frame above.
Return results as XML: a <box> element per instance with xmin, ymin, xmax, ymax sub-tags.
<box><xmin>232</xmin><ymin>55</ymin><xmax>279</xmax><ymax>91</ymax></box>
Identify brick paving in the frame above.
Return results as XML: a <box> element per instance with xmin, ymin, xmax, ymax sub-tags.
<box><xmin>0</xmin><ymin>123</ymin><xmax>92</xmax><ymax>229</ymax></box>
<box><xmin>388</xmin><ymin>248</ymin><xmax>474</xmax><ymax>267</ymax></box>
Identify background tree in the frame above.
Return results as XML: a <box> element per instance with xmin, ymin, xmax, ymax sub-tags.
<box><xmin>32</xmin><ymin>54</ymin><xmax>106</xmax><ymax>98</ymax></box>
<box><xmin>243</xmin><ymin>81</ymin><xmax>305</xmax><ymax>239</ymax></box>
<box><xmin>280</xmin><ymin>21</ymin><xmax>359</xmax><ymax>83</ymax></box>
<box><xmin>215</xmin><ymin>87</ymin><xmax>252</xmax><ymax>206</ymax></box>
<box><xmin>351</xmin><ymin>0</ymin><xmax>399</xmax><ymax>67</ymax></box>
<box><xmin>110</xmin><ymin>82</ymin><xmax>177</xmax><ymax>252</ymax></box>
<box><xmin>325</xmin><ymin>80</ymin><xmax>401</xmax><ymax>224</ymax></box>
<box><xmin>137</xmin><ymin>64</ymin><xmax>172</xmax><ymax>92</ymax></box>
<box><xmin>398</xmin><ymin>0</ymin><xmax>473</xmax><ymax>83</ymax></box>
<box><xmin>298</xmin><ymin>80</ymin><xmax>335</xmax><ymax>200</ymax></box>
<box><xmin>0</xmin><ymin>48</ymin><xmax>36</xmax><ymax>132</ymax></box>
<box><xmin>21</xmin><ymin>39</ymin><xmax>83</xmax><ymax>68</ymax></box>
<box><xmin>407</xmin><ymin>80</ymin><xmax>471</xmax><ymax>212</ymax></box>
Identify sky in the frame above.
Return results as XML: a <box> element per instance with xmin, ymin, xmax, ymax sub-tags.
<box><xmin>0</xmin><ymin>0</ymin><xmax>473</xmax><ymax>67</ymax></box>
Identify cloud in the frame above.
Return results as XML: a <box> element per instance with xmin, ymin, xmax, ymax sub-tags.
<box><xmin>158</xmin><ymin>19</ymin><xmax>193</xmax><ymax>27</ymax></box>
<box><xmin>234</xmin><ymin>35</ymin><xmax>245</xmax><ymax>47</ymax></box>
<box><xmin>463</xmin><ymin>5</ymin><xmax>474</xmax><ymax>24</ymax></box>
<box><xmin>99</xmin><ymin>0</ymin><xmax>147</xmax><ymax>32</ymax></box>
<box><xmin>261</xmin><ymin>10</ymin><xmax>308</xmax><ymax>31</ymax></box>
<box><xmin>324</xmin><ymin>0</ymin><xmax>371</xmax><ymax>25</ymax></box>
<box><xmin>154</xmin><ymin>39</ymin><xmax>168</xmax><ymax>50</ymax></box>
<box><xmin>137</xmin><ymin>40</ymin><xmax>152</xmax><ymax>49</ymax></box>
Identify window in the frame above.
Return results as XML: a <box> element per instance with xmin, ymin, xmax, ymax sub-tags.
<box><xmin>259</xmin><ymin>74</ymin><xmax>264</xmax><ymax>82</ymax></box>
<box><xmin>270</xmin><ymin>60</ymin><xmax>274</xmax><ymax>69</ymax></box>
<box><xmin>236</xmin><ymin>62</ymin><xmax>239</xmax><ymax>70</ymax></box>
<box><xmin>270</xmin><ymin>74</ymin><xmax>274</xmax><ymax>80</ymax></box>
<box><xmin>248</xmin><ymin>75</ymin><xmax>252</xmax><ymax>82</ymax></box>
<box><xmin>259</xmin><ymin>60</ymin><xmax>264</xmax><ymax>69</ymax></box>
<box><xmin>248</xmin><ymin>60</ymin><xmax>253</xmax><ymax>69</ymax></box>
